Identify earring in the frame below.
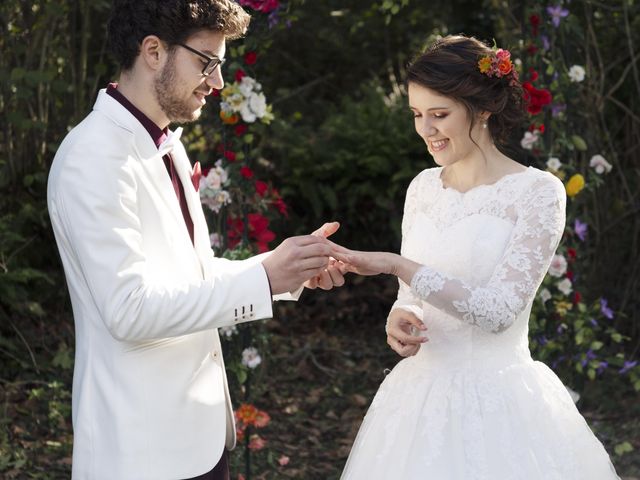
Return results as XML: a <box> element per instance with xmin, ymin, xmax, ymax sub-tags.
<box><xmin>482</xmin><ymin>121</ymin><xmax>488</xmax><ymax>129</ymax></box>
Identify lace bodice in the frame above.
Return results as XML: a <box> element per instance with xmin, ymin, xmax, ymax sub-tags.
<box><xmin>391</xmin><ymin>166</ymin><xmax>566</xmax><ymax>338</ymax></box>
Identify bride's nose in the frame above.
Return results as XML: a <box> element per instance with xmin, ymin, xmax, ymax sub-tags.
<box><xmin>416</xmin><ymin>119</ymin><xmax>438</xmax><ymax>139</ymax></box>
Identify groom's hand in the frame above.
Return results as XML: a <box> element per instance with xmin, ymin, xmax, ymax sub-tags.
<box><xmin>304</xmin><ymin>222</ymin><xmax>346</xmax><ymax>291</ymax></box>
<box><xmin>262</xmin><ymin>235</ymin><xmax>333</xmax><ymax>295</ymax></box>
<box><xmin>386</xmin><ymin>309</ymin><xmax>428</xmax><ymax>357</ymax></box>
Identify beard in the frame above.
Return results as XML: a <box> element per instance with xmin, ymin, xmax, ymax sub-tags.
<box><xmin>154</xmin><ymin>56</ymin><xmax>202</xmax><ymax>124</ymax></box>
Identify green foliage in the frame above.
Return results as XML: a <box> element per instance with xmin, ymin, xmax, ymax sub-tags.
<box><xmin>269</xmin><ymin>81</ymin><xmax>428</xmax><ymax>250</ymax></box>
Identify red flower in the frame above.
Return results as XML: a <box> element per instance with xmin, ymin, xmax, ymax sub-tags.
<box><xmin>244</xmin><ymin>51</ymin><xmax>258</xmax><ymax>65</ymax></box>
<box><xmin>530</xmin><ymin>14</ymin><xmax>541</xmax><ymax>36</ymax></box>
<box><xmin>224</xmin><ymin>150</ymin><xmax>236</xmax><ymax>162</ymax></box>
<box><xmin>573</xmin><ymin>292</ymin><xmax>582</xmax><ymax>304</ymax></box>
<box><xmin>526</xmin><ymin>44</ymin><xmax>538</xmax><ymax>56</ymax></box>
<box><xmin>538</xmin><ymin>124</ymin><xmax>545</xmax><ymax>133</ymax></box>
<box><xmin>240</xmin><ymin>166</ymin><xmax>254</xmax><ymax>179</ymax></box>
<box><xmin>566</xmin><ymin>271</ymin><xmax>574</xmax><ymax>281</ymax></box>
<box><xmin>234</xmin><ymin>124</ymin><xmax>248</xmax><ymax>136</ymax></box>
<box><xmin>274</xmin><ymin>198</ymin><xmax>288</xmax><ymax>217</ymax></box>
<box><xmin>567</xmin><ymin>248</ymin><xmax>577</xmax><ymax>261</ymax></box>
<box><xmin>528</xmin><ymin>68</ymin><xmax>539</xmax><ymax>82</ymax></box>
<box><xmin>522</xmin><ymin>82</ymin><xmax>552</xmax><ymax>115</ymax></box>
<box><xmin>235</xmin><ymin>69</ymin><xmax>246</xmax><ymax>82</ymax></box>
<box><xmin>226</xmin><ymin>214</ymin><xmax>275</xmax><ymax>252</ymax></box>
<box><xmin>255</xmin><ymin>180</ymin><xmax>268</xmax><ymax>197</ymax></box>
<box><xmin>249</xmin><ymin>213</ymin><xmax>276</xmax><ymax>252</ymax></box>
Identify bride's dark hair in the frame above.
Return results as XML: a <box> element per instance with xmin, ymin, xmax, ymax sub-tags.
<box><xmin>406</xmin><ymin>35</ymin><xmax>525</xmax><ymax>146</ymax></box>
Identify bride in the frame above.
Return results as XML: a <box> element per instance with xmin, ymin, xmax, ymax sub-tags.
<box><xmin>333</xmin><ymin>35</ymin><xmax>620</xmax><ymax>480</ymax></box>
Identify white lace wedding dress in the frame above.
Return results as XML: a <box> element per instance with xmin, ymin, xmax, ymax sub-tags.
<box><xmin>341</xmin><ymin>166</ymin><xmax>619</xmax><ymax>480</ymax></box>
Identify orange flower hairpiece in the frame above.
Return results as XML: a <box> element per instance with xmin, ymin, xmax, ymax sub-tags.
<box><xmin>478</xmin><ymin>48</ymin><xmax>519</xmax><ymax>85</ymax></box>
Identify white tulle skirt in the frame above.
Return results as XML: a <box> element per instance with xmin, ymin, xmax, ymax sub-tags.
<box><xmin>341</xmin><ymin>353</ymin><xmax>619</xmax><ymax>480</ymax></box>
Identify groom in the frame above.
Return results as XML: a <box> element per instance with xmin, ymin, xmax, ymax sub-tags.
<box><xmin>47</xmin><ymin>1</ymin><xmax>345</xmax><ymax>479</ymax></box>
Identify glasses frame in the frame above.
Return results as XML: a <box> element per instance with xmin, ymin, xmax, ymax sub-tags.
<box><xmin>177</xmin><ymin>43</ymin><xmax>225</xmax><ymax>77</ymax></box>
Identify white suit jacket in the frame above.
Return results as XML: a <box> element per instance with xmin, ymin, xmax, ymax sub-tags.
<box><xmin>48</xmin><ymin>89</ymin><xmax>282</xmax><ymax>479</ymax></box>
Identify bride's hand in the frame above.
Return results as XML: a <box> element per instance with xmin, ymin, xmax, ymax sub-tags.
<box><xmin>386</xmin><ymin>309</ymin><xmax>428</xmax><ymax>357</ymax></box>
<box><xmin>330</xmin><ymin>244</ymin><xmax>398</xmax><ymax>277</ymax></box>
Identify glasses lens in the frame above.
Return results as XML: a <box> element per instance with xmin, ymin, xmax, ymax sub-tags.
<box><xmin>204</xmin><ymin>59</ymin><xmax>222</xmax><ymax>76</ymax></box>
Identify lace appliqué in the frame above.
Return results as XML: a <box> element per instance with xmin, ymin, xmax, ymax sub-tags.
<box><xmin>410</xmin><ymin>266</ymin><xmax>447</xmax><ymax>298</ymax></box>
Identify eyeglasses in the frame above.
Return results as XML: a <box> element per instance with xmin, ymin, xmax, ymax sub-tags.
<box><xmin>177</xmin><ymin>43</ymin><xmax>225</xmax><ymax>77</ymax></box>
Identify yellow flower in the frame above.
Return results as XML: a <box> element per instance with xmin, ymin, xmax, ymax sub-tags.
<box><xmin>478</xmin><ymin>56</ymin><xmax>492</xmax><ymax>74</ymax></box>
<box><xmin>554</xmin><ymin>300</ymin><xmax>573</xmax><ymax>316</ymax></box>
<box><xmin>565</xmin><ymin>173</ymin><xmax>585</xmax><ymax>197</ymax></box>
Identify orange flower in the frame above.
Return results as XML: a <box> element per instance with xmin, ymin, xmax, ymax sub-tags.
<box><xmin>220</xmin><ymin>110</ymin><xmax>239</xmax><ymax>125</ymax></box>
<box><xmin>235</xmin><ymin>403</ymin><xmax>258</xmax><ymax>426</ymax></box>
<box><xmin>478</xmin><ymin>56</ymin><xmax>492</xmax><ymax>74</ymax></box>
<box><xmin>498</xmin><ymin>58</ymin><xmax>512</xmax><ymax>76</ymax></box>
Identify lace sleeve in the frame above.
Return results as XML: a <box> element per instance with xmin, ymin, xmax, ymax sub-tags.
<box><xmin>389</xmin><ymin>173</ymin><xmax>423</xmax><ymax>319</ymax></box>
<box><xmin>409</xmin><ymin>175</ymin><xmax>566</xmax><ymax>333</ymax></box>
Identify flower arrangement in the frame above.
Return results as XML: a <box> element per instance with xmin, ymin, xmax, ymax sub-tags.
<box><xmin>501</xmin><ymin>3</ymin><xmax>639</xmax><ymax>421</ymax></box>
<box><xmin>477</xmin><ymin>48</ymin><xmax>519</xmax><ymax>85</ymax></box>
<box><xmin>220</xmin><ymin>75</ymin><xmax>274</xmax><ymax>125</ymax></box>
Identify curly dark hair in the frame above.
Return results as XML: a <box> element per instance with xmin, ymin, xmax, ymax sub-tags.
<box><xmin>107</xmin><ymin>0</ymin><xmax>250</xmax><ymax>70</ymax></box>
<box><xmin>406</xmin><ymin>35</ymin><xmax>525</xmax><ymax>146</ymax></box>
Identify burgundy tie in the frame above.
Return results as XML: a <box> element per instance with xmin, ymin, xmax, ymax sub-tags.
<box><xmin>158</xmin><ymin>132</ymin><xmax>195</xmax><ymax>245</ymax></box>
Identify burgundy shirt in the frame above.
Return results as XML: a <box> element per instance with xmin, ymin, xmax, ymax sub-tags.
<box><xmin>106</xmin><ymin>83</ymin><xmax>194</xmax><ymax>244</ymax></box>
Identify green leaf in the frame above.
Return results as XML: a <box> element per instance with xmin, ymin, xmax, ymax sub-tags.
<box><xmin>614</xmin><ymin>441</ymin><xmax>633</xmax><ymax>456</ymax></box>
<box><xmin>571</xmin><ymin>135</ymin><xmax>588</xmax><ymax>151</ymax></box>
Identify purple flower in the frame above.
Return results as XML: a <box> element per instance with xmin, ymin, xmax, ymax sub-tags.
<box><xmin>547</xmin><ymin>5</ymin><xmax>569</xmax><ymax>27</ymax></box>
<box><xmin>551</xmin><ymin>102</ymin><xmax>566</xmax><ymax>117</ymax></box>
<box><xmin>600</xmin><ymin>298</ymin><xmax>614</xmax><ymax>320</ymax></box>
<box><xmin>541</xmin><ymin>34</ymin><xmax>551</xmax><ymax>51</ymax></box>
<box><xmin>589</xmin><ymin>318</ymin><xmax>599</xmax><ymax>327</ymax></box>
<box><xmin>536</xmin><ymin>335</ymin><xmax>549</xmax><ymax>346</ymax></box>
<box><xmin>596</xmin><ymin>361</ymin><xmax>608</xmax><ymax>375</ymax></box>
<box><xmin>557</xmin><ymin>324</ymin><xmax>567</xmax><ymax>334</ymax></box>
<box><xmin>574</xmin><ymin>218</ymin><xmax>588</xmax><ymax>241</ymax></box>
<box><xmin>552</xmin><ymin>355</ymin><xmax>566</xmax><ymax>369</ymax></box>
<box><xmin>581</xmin><ymin>349</ymin><xmax>597</xmax><ymax>367</ymax></box>
<box><xmin>619</xmin><ymin>360</ymin><xmax>638</xmax><ymax>374</ymax></box>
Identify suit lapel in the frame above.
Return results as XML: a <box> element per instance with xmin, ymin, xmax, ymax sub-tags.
<box><xmin>168</xmin><ymin>134</ymin><xmax>213</xmax><ymax>279</ymax></box>
<box><xmin>93</xmin><ymin>91</ymin><xmax>202</xmax><ymax>275</ymax></box>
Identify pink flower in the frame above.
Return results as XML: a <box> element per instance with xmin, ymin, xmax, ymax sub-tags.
<box><xmin>496</xmin><ymin>48</ymin><xmax>510</xmax><ymax>60</ymax></box>
<box><xmin>278</xmin><ymin>455</ymin><xmax>290</xmax><ymax>466</ymax></box>
<box><xmin>248</xmin><ymin>434</ymin><xmax>266</xmax><ymax>451</ymax></box>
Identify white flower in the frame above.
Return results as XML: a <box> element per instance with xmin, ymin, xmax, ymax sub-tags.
<box><xmin>249</xmin><ymin>92</ymin><xmax>267</xmax><ymax>118</ymax></box>
<box><xmin>546</xmin><ymin>157</ymin><xmax>562</xmax><ymax>171</ymax></box>
<box><xmin>240</xmin><ymin>101</ymin><xmax>257</xmax><ymax>123</ymax></box>
<box><xmin>219</xmin><ymin>325</ymin><xmax>237</xmax><ymax>337</ymax></box>
<box><xmin>238</xmin><ymin>76</ymin><xmax>257</xmax><ymax>97</ymax></box>
<box><xmin>568</xmin><ymin>65</ymin><xmax>586</xmax><ymax>82</ymax></box>
<box><xmin>210</xmin><ymin>233</ymin><xmax>222</xmax><ymax>248</ymax></box>
<box><xmin>200</xmin><ymin>189</ymin><xmax>231</xmax><ymax>213</ymax></box>
<box><xmin>520</xmin><ymin>131</ymin><xmax>539</xmax><ymax>150</ymax></box>
<box><xmin>548</xmin><ymin>254</ymin><xmax>568</xmax><ymax>277</ymax></box>
<box><xmin>539</xmin><ymin>288</ymin><xmax>552</xmax><ymax>303</ymax></box>
<box><xmin>241</xmin><ymin>347</ymin><xmax>262</xmax><ymax>369</ymax></box>
<box><xmin>557</xmin><ymin>278</ymin><xmax>573</xmax><ymax>296</ymax></box>
<box><xmin>589</xmin><ymin>154</ymin><xmax>612</xmax><ymax>174</ymax></box>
